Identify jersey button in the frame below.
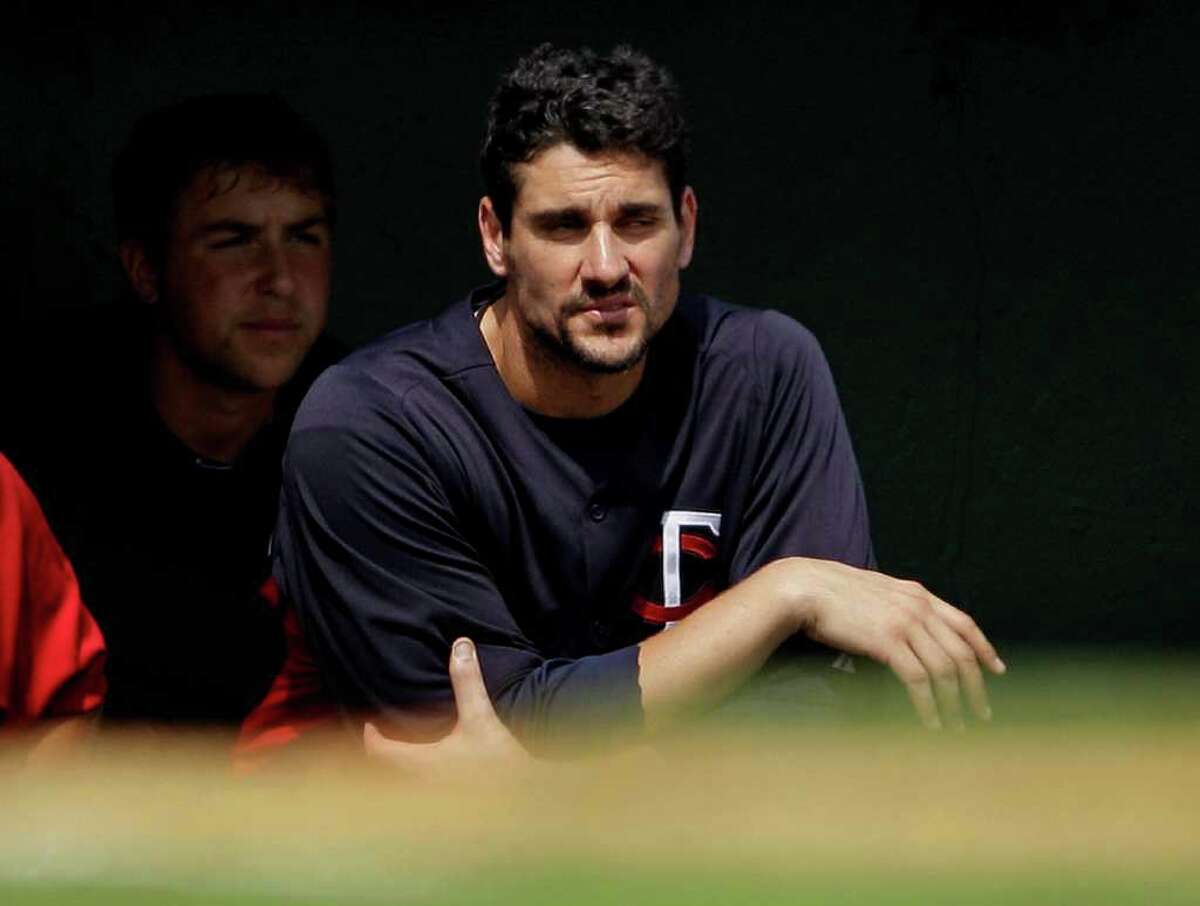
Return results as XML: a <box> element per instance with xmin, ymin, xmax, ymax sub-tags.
<box><xmin>587</xmin><ymin>502</ymin><xmax>607</xmax><ymax>522</ymax></box>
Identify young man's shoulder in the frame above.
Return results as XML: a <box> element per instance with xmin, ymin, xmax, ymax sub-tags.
<box><xmin>291</xmin><ymin>297</ymin><xmax>486</xmax><ymax>444</ymax></box>
<box><xmin>336</xmin><ymin>297</ymin><xmax>484</xmax><ymax>381</ymax></box>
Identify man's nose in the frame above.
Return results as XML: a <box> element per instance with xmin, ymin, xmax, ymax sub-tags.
<box><xmin>259</xmin><ymin>243</ymin><xmax>296</xmax><ymax>297</ymax></box>
<box><xmin>580</xmin><ymin>226</ymin><xmax>629</xmax><ymax>289</ymax></box>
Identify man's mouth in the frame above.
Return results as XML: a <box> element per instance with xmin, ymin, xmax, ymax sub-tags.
<box><xmin>578</xmin><ymin>296</ymin><xmax>637</xmax><ymax>327</ymax></box>
<box><xmin>582</xmin><ymin>295</ymin><xmax>636</xmax><ymax>313</ymax></box>
<box><xmin>241</xmin><ymin>319</ymin><xmax>301</xmax><ymax>333</ymax></box>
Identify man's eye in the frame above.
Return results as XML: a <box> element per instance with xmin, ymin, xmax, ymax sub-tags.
<box><xmin>289</xmin><ymin>231</ymin><xmax>323</xmax><ymax>246</ymax></box>
<box><xmin>531</xmin><ymin>216</ymin><xmax>586</xmax><ymax>239</ymax></box>
<box><xmin>547</xmin><ymin>222</ymin><xmax>585</xmax><ymax>237</ymax></box>
<box><xmin>620</xmin><ymin>217</ymin><xmax>658</xmax><ymax>232</ymax></box>
<box><xmin>209</xmin><ymin>235</ymin><xmax>248</xmax><ymax>249</ymax></box>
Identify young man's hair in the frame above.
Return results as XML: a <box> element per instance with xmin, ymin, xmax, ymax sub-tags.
<box><xmin>112</xmin><ymin>94</ymin><xmax>335</xmax><ymax>265</ymax></box>
<box><xmin>480</xmin><ymin>44</ymin><xmax>689</xmax><ymax>232</ymax></box>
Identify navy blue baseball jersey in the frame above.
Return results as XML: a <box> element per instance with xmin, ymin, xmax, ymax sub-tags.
<box><xmin>274</xmin><ymin>286</ymin><xmax>874</xmax><ymax>749</ymax></box>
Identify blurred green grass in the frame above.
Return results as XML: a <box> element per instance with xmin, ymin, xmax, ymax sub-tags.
<box><xmin>5</xmin><ymin>865</ymin><xmax>1199</xmax><ymax>906</ymax></box>
<box><xmin>3</xmin><ymin>649</ymin><xmax>1197</xmax><ymax>905</ymax></box>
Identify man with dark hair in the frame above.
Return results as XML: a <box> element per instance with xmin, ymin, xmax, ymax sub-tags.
<box><xmin>112</xmin><ymin>94</ymin><xmax>336</xmax><ymax>285</ymax></box>
<box><xmin>480</xmin><ymin>44</ymin><xmax>688</xmax><ymax>237</ymax></box>
<box><xmin>2</xmin><ymin>94</ymin><xmax>338</xmax><ymax>725</ymax></box>
<box><xmin>269</xmin><ymin>44</ymin><xmax>1005</xmax><ymax>754</ymax></box>
<box><xmin>5</xmin><ymin>94</ymin><xmax>507</xmax><ymax>754</ymax></box>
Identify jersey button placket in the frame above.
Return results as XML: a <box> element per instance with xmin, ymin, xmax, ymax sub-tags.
<box><xmin>587</xmin><ymin>501</ymin><xmax>607</xmax><ymax>522</ymax></box>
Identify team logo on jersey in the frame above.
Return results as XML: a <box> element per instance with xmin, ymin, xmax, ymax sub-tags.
<box><xmin>631</xmin><ymin>510</ymin><xmax>722</xmax><ymax>627</ymax></box>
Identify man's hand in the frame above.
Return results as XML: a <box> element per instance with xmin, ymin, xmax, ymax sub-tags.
<box><xmin>363</xmin><ymin>638</ymin><xmax>530</xmax><ymax>779</ymax></box>
<box><xmin>777</xmin><ymin>558</ymin><xmax>1007</xmax><ymax>730</ymax></box>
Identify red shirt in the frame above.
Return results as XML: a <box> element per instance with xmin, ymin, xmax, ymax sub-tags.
<box><xmin>233</xmin><ymin>576</ymin><xmax>338</xmax><ymax>770</ymax></box>
<box><xmin>0</xmin><ymin>454</ymin><xmax>106</xmax><ymax>723</ymax></box>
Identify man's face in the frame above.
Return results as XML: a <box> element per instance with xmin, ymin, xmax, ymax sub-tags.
<box><xmin>482</xmin><ymin>144</ymin><xmax>696</xmax><ymax>374</ymax></box>
<box><xmin>150</xmin><ymin>166</ymin><xmax>332</xmax><ymax>392</ymax></box>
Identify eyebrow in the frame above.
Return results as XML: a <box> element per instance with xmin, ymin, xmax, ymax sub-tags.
<box><xmin>199</xmin><ymin>219</ymin><xmax>258</xmax><ymax>236</ymax></box>
<box><xmin>527</xmin><ymin>207</ymin><xmax>588</xmax><ymax>229</ymax></box>
<box><xmin>616</xmin><ymin>202</ymin><xmax>666</xmax><ymax>219</ymax></box>
<box><xmin>287</xmin><ymin>215</ymin><xmax>332</xmax><ymax>233</ymax></box>
<box><xmin>526</xmin><ymin>201</ymin><xmax>666</xmax><ymax>228</ymax></box>
<box><xmin>198</xmin><ymin>214</ymin><xmax>331</xmax><ymax>236</ymax></box>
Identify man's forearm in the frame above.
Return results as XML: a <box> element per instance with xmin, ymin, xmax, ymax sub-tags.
<box><xmin>637</xmin><ymin>557</ymin><xmax>1006</xmax><ymax>733</ymax></box>
<box><xmin>637</xmin><ymin>561</ymin><xmax>799</xmax><ymax>732</ymax></box>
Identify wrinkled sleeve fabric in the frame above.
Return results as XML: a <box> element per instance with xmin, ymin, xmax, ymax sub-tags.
<box><xmin>713</xmin><ymin>313</ymin><xmax>875</xmax><ymax>712</ymax></box>
<box><xmin>274</xmin><ymin>367</ymin><xmax>640</xmax><ymax>751</ymax></box>
<box><xmin>0</xmin><ymin>454</ymin><xmax>106</xmax><ymax>724</ymax></box>
<box><xmin>728</xmin><ymin>311</ymin><xmax>875</xmax><ymax>580</ymax></box>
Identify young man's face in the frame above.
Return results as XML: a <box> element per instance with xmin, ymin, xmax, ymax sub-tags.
<box><xmin>143</xmin><ymin>166</ymin><xmax>332</xmax><ymax>392</ymax></box>
<box><xmin>482</xmin><ymin>144</ymin><xmax>696</xmax><ymax>374</ymax></box>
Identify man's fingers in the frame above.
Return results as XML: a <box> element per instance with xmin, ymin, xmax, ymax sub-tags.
<box><xmin>360</xmin><ymin>643</ymin><xmax>528</xmax><ymax>778</ymax></box>
<box><xmin>935</xmin><ymin>600</ymin><xmax>1006</xmax><ymax>675</ymax></box>
<box><xmin>908</xmin><ymin>626</ymin><xmax>965</xmax><ymax>731</ymax></box>
<box><xmin>920</xmin><ymin>592</ymin><xmax>997</xmax><ymax>723</ymax></box>
<box><xmin>363</xmin><ymin>720</ymin><xmax>387</xmax><ymax>753</ymax></box>
<box><xmin>798</xmin><ymin>561</ymin><xmax>1004</xmax><ymax>729</ymax></box>
<box><xmin>925</xmin><ymin>612</ymin><xmax>992</xmax><ymax>722</ymax></box>
<box><xmin>364</xmin><ymin>721</ymin><xmax>422</xmax><ymax>763</ymax></box>
<box><xmin>889</xmin><ymin>647</ymin><xmax>941</xmax><ymax>730</ymax></box>
<box><xmin>447</xmin><ymin>637</ymin><xmax>500</xmax><ymax>727</ymax></box>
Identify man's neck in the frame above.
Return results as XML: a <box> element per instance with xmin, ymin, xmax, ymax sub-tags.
<box><xmin>480</xmin><ymin>300</ymin><xmax>644</xmax><ymax>419</ymax></box>
<box><xmin>149</xmin><ymin>338</ymin><xmax>276</xmax><ymax>464</ymax></box>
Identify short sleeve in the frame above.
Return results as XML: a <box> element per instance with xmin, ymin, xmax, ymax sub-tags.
<box><xmin>0</xmin><ymin>455</ymin><xmax>106</xmax><ymax>723</ymax></box>
<box><xmin>728</xmin><ymin>311</ymin><xmax>875</xmax><ymax>580</ymax></box>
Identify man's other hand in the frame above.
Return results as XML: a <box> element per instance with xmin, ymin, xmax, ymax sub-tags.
<box><xmin>775</xmin><ymin>558</ymin><xmax>1007</xmax><ymax>731</ymax></box>
<box><xmin>363</xmin><ymin>638</ymin><xmax>530</xmax><ymax>779</ymax></box>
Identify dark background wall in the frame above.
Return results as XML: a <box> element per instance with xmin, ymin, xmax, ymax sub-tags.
<box><xmin>3</xmin><ymin>0</ymin><xmax>1195</xmax><ymax>647</ymax></box>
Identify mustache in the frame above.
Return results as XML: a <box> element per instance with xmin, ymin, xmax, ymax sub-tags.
<box><xmin>562</xmin><ymin>279</ymin><xmax>650</xmax><ymax>315</ymax></box>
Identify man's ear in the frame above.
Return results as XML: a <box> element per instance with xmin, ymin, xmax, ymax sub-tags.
<box><xmin>118</xmin><ymin>241</ymin><xmax>160</xmax><ymax>304</ymax></box>
<box><xmin>478</xmin><ymin>197</ymin><xmax>509</xmax><ymax>278</ymax></box>
<box><xmin>676</xmin><ymin>186</ymin><xmax>698</xmax><ymax>271</ymax></box>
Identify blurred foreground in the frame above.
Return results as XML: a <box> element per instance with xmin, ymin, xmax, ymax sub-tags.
<box><xmin>3</xmin><ymin>650</ymin><xmax>1198</xmax><ymax>905</ymax></box>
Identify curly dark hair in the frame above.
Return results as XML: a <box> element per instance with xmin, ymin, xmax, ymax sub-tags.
<box><xmin>481</xmin><ymin>43</ymin><xmax>689</xmax><ymax>231</ymax></box>
<box><xmin>112</xmin><ymin>94</ymin><xmax>335</xmax><ymax>266</ymax></box>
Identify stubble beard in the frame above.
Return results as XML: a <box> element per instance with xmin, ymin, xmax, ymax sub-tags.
<box><xmin>155</xmin><ymin>294</ymin><xmax>304</xmax><ymax>395</ymax></box>
<box><xmin>528</xmin><ymin>283</ymin><xmax>656</xmax><ymax>375</ymax></box>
